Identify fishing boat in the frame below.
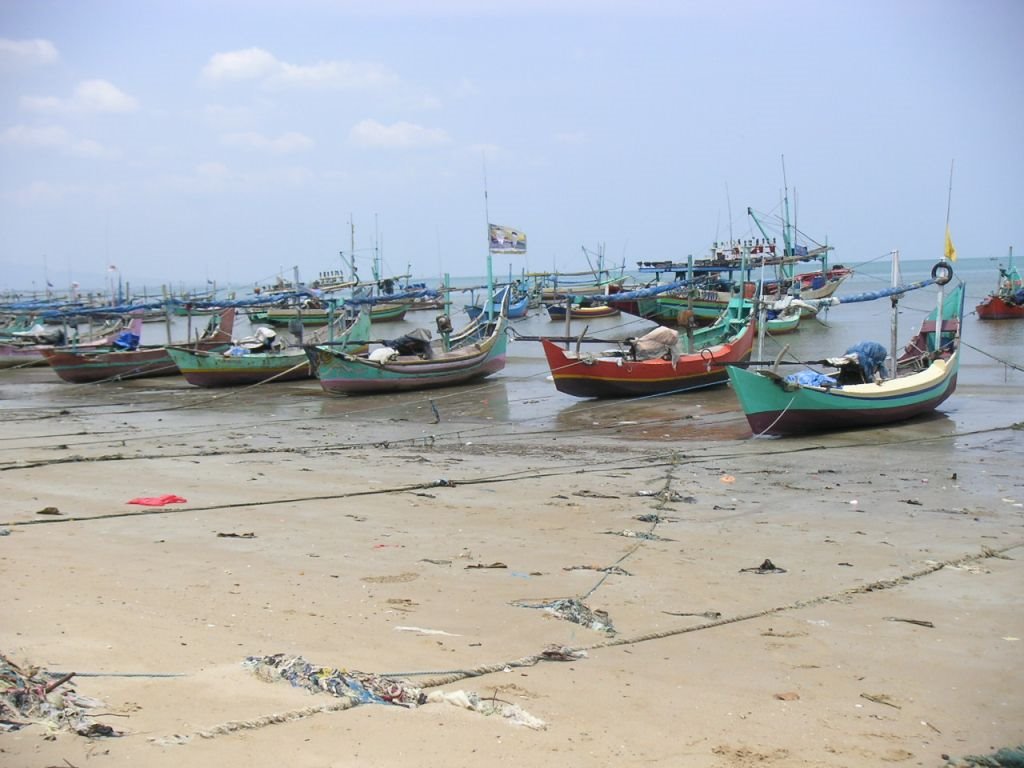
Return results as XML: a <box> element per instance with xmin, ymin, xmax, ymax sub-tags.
<box><xmin>546</xmin><ymin>302</ymin><xmax>621</xmax><ymax>321</ymax></box>
<box><xmin>166</xmin><ymin>310</ymin><xmax>372</xmax><ymax>387</ymax></box>
<box><xmin>465</xmin><ymin>284</ymin><xmax>530</xmax><ymax>320</ymax></box>
<box><xmin>528</xmin><ymin>244</ymin><xmax>631</xmax><ymax>302</ymax></box>
<box><xmin>41</xmin><ymin>309</ymin><xmax>236</xmax><ymax>383</ymax></box>
<box><xmin>0</xmin><ymin>316</ymin><xmax>137</xmax><ymax>368</ymax></box>
<box><xmin>306</xmin><ymin>293</ymin><xmax>508</xmax><ymax>395</ymax></box>
<box><xmin>255</xmin><ymin>301</ymin><xmax>407</xmax><ymax>326</ymax></box>
<box><xmin>541</xmin><ymin>294</ymin><xmax>755</xmax><ymax>398</ymax></box>
<box><xmin>976</xmin><ymin>247</ymin><xmax>1024</xmax><ymax>320</ymax></box>
<box><xmin>727</xmin><ymin>260</ymin><xmax>963</xmax><ymax>436</ymax></box>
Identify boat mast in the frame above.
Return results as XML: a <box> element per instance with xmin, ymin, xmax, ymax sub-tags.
<box><xmin>482</xmin><ymin>158</ymin><xmax>494</xmax><ymax>322</ymax></box>
<box><xmin>937</xmin><ymin>161</ymin><xmax>954</xmax><ymax>353</ymax></box>
<box><xmin>889</xmin><ymin>249</ymin><xmax>900</xmax><ymax>378</ymax></box>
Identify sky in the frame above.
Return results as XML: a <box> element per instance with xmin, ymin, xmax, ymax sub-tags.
<box><xmin>1</xmin><ymin>0</ymin><xmax>1022</xmax><ymax>293</ymax></box>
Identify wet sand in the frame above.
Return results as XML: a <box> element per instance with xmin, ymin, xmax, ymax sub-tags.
<box><xmin>1</xmin><ymin>356</ymin><xmax>1023</xmax><ymax>767</ymax></box>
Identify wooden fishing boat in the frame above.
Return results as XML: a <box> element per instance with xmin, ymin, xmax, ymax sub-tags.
<box><xmin>253</xmin><ymin>301</ymin><xmax>407</xmax><ymax>326</ymax></box>
<box><xmin>41</xmin><ymin>309</ymin><xmax>236</xmax><ymax>383</ymax></box>
<box><xmin>540</xmin><ymin>296</ymin><xmax>755</xmax><ymax>398</ymax></box>
<box><xmin>976</xmin><ymin>248</ymin><xmax>1023</xmax><ymax>320</ymax></box>
<box><xmin>307</xmin><ymin>294</ymin><xmax>508</xmax><ymax>395</ymax></box>
<box><xmin>764</xmin><ymin>308</ymin><xmax>801</xmax><ymax>335</ymax></box>
<box><xmin>546</xmin><ymin>303</ymin><xmax>621</xmax><ymax>320</ymax></box>
<box><xmin>0</xmin><ymin>317</ymin><xmax>137</xmax><ymax>369</ymax></box>
<box><xmin>466</xmin><ymin>285</ymin><xmax>530</xmax><ymax>320</ymax></box>
<box><xmin>166</xmin><ymin>310</ymin><xmax>371</xmax><ymax>387</ymax></box>
<box><xmin>727</xmin><ymin>275</ymin><xmax>964</xmax><ymax>436</ymax></box>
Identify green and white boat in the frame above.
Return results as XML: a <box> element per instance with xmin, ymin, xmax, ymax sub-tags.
<box><xmin>727</xmin><ymin>264</ymin><xmax>964</xmax><ymax>436</ymax></box>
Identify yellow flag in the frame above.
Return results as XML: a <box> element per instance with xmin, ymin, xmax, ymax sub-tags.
<box><xmin>944</xmin><ymin>227</ymin><xmax>957</xmax><ymax>261</ymax></box>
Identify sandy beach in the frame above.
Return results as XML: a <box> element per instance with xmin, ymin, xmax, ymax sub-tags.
<box><xmin>2</xmin><ymin>365</ymin><xmax>1023</xmax><ymax>768</ymax></box>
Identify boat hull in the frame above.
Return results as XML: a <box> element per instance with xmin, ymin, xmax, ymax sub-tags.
<box><xmin>42</xmin><ymin>346</ymin><xmax>181</xmax><ymax>383</ymax></box>
<box><xmin>0</xmin><ymin>345</ymin><xmax>48</xmax><ymax>368</ymax></box>
<box><xmin>311</xmin><ymin>347</ymin><xmax>506</xmax><ymax>394</ymax></box>
<box><xmin>541</xmin><ymin>309</ymin><xmax>755</xmax><ymax>399</ymax></box>
<box><xmin>308</xmin><ymin>315</ymin><xmax>508</xmax><ymax>395</ymax></box>
<box><xmin>40</xmin><ymin>308</ymin><xmax>235</xmax><ymax>383</ymax></box>
<box><xmin>256</xmin><ymin>303</ymin><xmax>407</xmax><ymax>326</ymax></box>
<box><xmin>727</xmin><ymin>360</ymin><xmax>959</xmax><ymax>436</ymax></box>
<box><xmin>728</xmin><ymin>282</ymin><xmax>964</xmax><ymax>436</ymax></box>
<box><xmin>976</xmin><ymin>295</ymin><xmax>1024</xmax><ymax>319</ymax></box>
<box><xmin>546</xmin><ymin>305</ymin><xmax>620</xmax><ymax>320</ymax></box>
<box><xmin>165</xmin><ymin>348</ymin><xmax>312</xmax><ymax>387</ymax></box>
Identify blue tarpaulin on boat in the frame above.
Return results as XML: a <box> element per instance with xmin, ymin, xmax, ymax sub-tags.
<box><xmin>112</xmin><ymin>331</ymin><xmax>140</xmax><ymax>351</ymax></box>
<box><xmin>846</xmin><ymin>341</ymin><xmax>888</xmax><ymax>379</ymax></box>
<box><xmin>785</xmin><ymin>370</ymin><xmax>840</xmax><ymax>388</ymax></box>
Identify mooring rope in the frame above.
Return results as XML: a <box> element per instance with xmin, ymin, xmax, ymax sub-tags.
<box><xmin>147</xmin><ymin>543</ymin><xmax>1020</xmax><ymax>745</ymax></box>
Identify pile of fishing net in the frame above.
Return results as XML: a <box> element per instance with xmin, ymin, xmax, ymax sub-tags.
<box><xmin>0</xmin><ymin>652</ymin><xmax>120</xmax><ymax>737</ymax></box>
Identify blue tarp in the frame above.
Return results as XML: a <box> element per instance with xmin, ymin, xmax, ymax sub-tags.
<box><xmin>786</xmin><ymin>370</ymin><xmax>840</xmax><ymax>388</ymax></box>
<box><xmin>846</xmin><ymin>341</ymin><xmax>888</xmax><ymax>379</ymax></box>
<box><xmin>112</xmin><ymin>331</ymin><xmax>140</xmax><ymax>351</ymax></box>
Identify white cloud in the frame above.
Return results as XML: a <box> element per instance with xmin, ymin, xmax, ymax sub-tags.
<box><xmin>349</xmin><ymin>119</ymin><xmax>450</xmax><ymax>149</ymax></box>
<box><xmin>22</xmin><ymin>79</ymin><xmax>139</xmax><ymax>114</ymax></box>
<box><xmin>0</xmin><ymin>124</ymin><xmax>106</xmax><ymax>157</ymax></box>
<box><xmin>222</xmin><ymin>130</ymin><xmax>314</xmax><ymax>154</ymax></box>
<box><xmin>202</xmin><ymin>47</ymin><xmax>399</xmax><ymax>90</ymax></box>
<box><xmin>0</xmin><ymin>38</ymin><xmax>58</xmax><ymax>69</ymax></box>
<box><xmin>158</xmin><ymin>161</ymin><xmax>314</xmax><ymax>194</ymax></box>
<box><xmin>202</xmin><ymin>47</ymin><xmax>278</xmax><ymax>82</ymax></box>
<box><xmin>10</xmin><ymin>180</ymin><xmax>86</xmax><ymax>205</ymax></box>
<box><xmin>74</xmin><ymin>80</ymin><xmax>138</xmax><ymax>112</ymax></box>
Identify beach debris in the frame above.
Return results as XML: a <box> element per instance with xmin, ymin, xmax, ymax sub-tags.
<box><xmin>426</xmin><ymin>689</ymin><xmax>546</xmax><ymax>730</ymax></box>
<box><xmin>465</xmin><ymin>562</ymin><xmax>507</xmax><ymax>569</ymax></box>
<box><xmin>573</xmin><ymin>489</ymin><xmax>620</xmax><ymax>499</ymax></box>
<box><xmin>740</xmin><ymin>559</ymin><xmax>787</xmax><ymax>574</ymax></box>
<box><xmin>860</xmin><ymin>692</ymin><xmax>900</xmax><ymax>709</ymax></box>
<box><xmin>883</xmin><ymin>616</ymin><xmax>935</xmax><ymax>628</ymax></box>
<box><xmin>420</xmin><ymin>558</ymin><xmax>452</xmax><ymax>566</ymax></box>
<box><xmin>245</xmin><ymin>653</ymin><xmax>425</xmax><ymax>707</ymax></box>
<box><xmin>0</xmin><ymin>653</ymin><xmax>121</xmax><ymax>737</ymax></box>
<box><xmin>633</xmin><ymin>513</ymin><xmax>680</xmax><ymax>524</ymax></box>
<box><xmin>601</xmin><ymin>529</ymin><xmax>674</xmax><ymax>541</ymax></box>
<box><xmin>431</xmin><ymin>479</ymin><xmax>455</xmax><ymax>488</ymax></box>
<box><xmin>662</xmin><ymin>610</ymin><xmax>722</xmax><ymax>620</ymax></box>
<box><xmin>900</xmin><ymin>498</ymin><xmax>923</xmax><ymax>506</ymax></box>
<box><xmin>941</xmin><ymin>744</ymin><xmax>1024</xmax><ymax>767</ymax></box>
<box><xmin>394</xmin><ymin>626</ymin><xmax>461</xmax><ymax>637</ymax></box>
<box><xmin>539</xmin><ymin>645</ymin><xmax>587</xmax><ymax>661</ymax></box>
<box><xmin>0</xmin><ymin>528</ymin><xmax>10</xmax><ymax>536</ymax></box>
<box><xmin>636</xmin><ymin>490</ymin><xmax>694</xmax><ymax>504</ymax></box>
<box><xmin>720</xmin><ymin>474</ymin><xmax>736</xmax><ymax>484</ymax></box>
<box><xmin>362</xmin><ymin>572</ymin><xmax>418</xmax><ymax>584</ymax></box>
<box><xmin>515</xmin><ymin>598</ymin><xmax>615</xmax><ymax>634</ymax></box>
<box><xmin>563</xmin><ymin>564</ymin><xmax>632</xmax><ymax>576</ymax></box>
<box><xmin>773</xmin><ymin>691</ymin><xmax>800</xmax><ymax>701</ymax></box>
<box><xmin>36</xmin><ymin>506</ymin><xmax>62</xmax><ymax>516</ymax></box>
<box><xmin>127</xmin><ymin>494</ymin><xmax>187</xmax><ymax>506</ymax></box>
<box><xmin>838</xmin><ymin>562</ymin><xmax>854</xmax><ymax>567</ymax></box>
<box><xmin>217</xmin><ymin>531</ymin><xmax>256</xmax><ymax>538</ymax></box>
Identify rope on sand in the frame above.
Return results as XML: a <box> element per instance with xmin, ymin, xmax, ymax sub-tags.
<box><xmin>415</xmin><ymin>542</ymin><xmax>1021</xmax><ymax>688</ymax></box>
<box><xmin>148</xmin><ymin>542</ymin><xmax>1019</xmax><ymax>745</ymax></box>
<box><xmin>149</xmin><ymin>698</ymin><xmax>358</xmax><ymax>745</ymax></box>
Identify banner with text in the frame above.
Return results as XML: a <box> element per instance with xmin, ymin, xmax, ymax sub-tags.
<box><xmin>488</xmin><ymin>224</ymin><xmax>527</xmax><ymax>254</ymax></box>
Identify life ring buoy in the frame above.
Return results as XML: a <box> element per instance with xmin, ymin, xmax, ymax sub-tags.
<box><xmin>931</xmin><ymin>262</ymin><xmax>953</xmax><ymax>285</ymax></box>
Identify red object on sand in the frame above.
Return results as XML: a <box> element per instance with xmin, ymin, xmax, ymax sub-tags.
<box><xmin>127</xmin><ymin>495</ymin><xmax>188</xmax><ymax>506</ymax></box>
